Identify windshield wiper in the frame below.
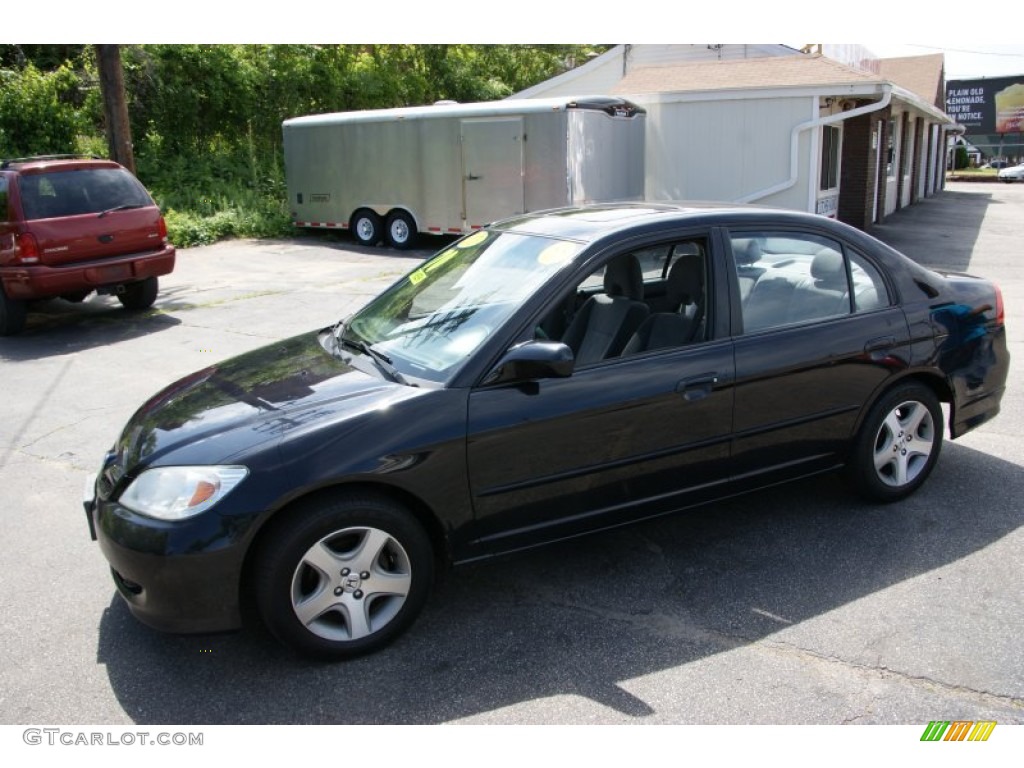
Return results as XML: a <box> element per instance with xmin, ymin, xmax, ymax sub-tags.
<box><xmin>338</xmin><ymin>333</ymin><xmax>411</xmax><ymax>386</ymax></box>
<box><xmin>97</xmin><ymin>203</ymin><xmax>145</xmax><ymax>219</ymax></box>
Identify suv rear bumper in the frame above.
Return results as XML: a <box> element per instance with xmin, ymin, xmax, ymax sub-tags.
<box><xmin>1</xmin><ymin>245</ymin><xmax>175</xmax><ymax>300</ymax></box>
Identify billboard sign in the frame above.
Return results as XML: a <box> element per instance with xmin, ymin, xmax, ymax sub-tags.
<box><xmin>947</xmin><ymin>76</ymin><xmax>1024</xmax><ymax>134</ymax></box>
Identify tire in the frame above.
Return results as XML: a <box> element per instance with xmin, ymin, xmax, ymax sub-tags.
<box><xmin>847</xmin><ymin>383</ymin><xmax>943</xmax><ymax>503</ymax></box>
<box><xmin>0</xmin><ymin>288</ymin><xmax>27</xmax><ymax>336</ymax></box>
<box><xmin>384</xmin><ymin>210</ymin><xmax>417</xmax><ymax>250</ymax></box>
<box><xmin>350</xmin><ymin>209</ymin><xmax>383</xmax><ymax>247</ymax></box>
<box><xmin>255</xmin><ymin>493</ymin><xmax>434</xmax><ymax>660</ymax></box>
<box><xmin>117</xmin><ymin>276</ymin><xmax>158</xmax><ymax>311</ymax></box>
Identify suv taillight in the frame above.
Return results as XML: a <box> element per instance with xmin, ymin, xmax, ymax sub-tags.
<box><xmin>14</xmin><ymin>232</ymin><xmax>40</xmax><ymax>264</ymax></box>
<box><xmin>994</xmin><ymin>284</ymin><xmax>1004</xmax><ymax>326</ymax></box>
<box><xmin>157</xmin><ymin>215</ymin><xmax>168</xmax><ymax>241</ymax></box>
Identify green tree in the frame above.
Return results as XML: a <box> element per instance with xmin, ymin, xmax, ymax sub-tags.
<box><xmin>0</xmin><ymin>62</ymin><xmax>88</xmax><ymax>157</ymax></box>
<box><xmin>954</xmin><ymin>145</ymin><xmax>969</xmax><ymax>170</ymax></box>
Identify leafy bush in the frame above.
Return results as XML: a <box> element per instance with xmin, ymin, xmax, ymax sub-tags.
<box><xmin>0</xmin><ymin>63</ymin><xmax>90</xmax><ymax>157</ymax></box>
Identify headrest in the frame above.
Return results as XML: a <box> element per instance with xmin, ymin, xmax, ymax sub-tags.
<box><xmin>811</xmin><ymin>250</ymin><xmax>845</xmax><ymax>285</ymax></box>
<box><xmin>733</xmin><ymin>238</ymin><xmax>762</xmax><ymax>265</ymax></box>
<box><xmin>666</xmin><ymin>254</ymin><xmax>703</xmax><ymax>307</ymax></box>
<box><xmin>604</xmin><ymin>253</ymin><xmax>644</xmax><ymax>301</ymax></box>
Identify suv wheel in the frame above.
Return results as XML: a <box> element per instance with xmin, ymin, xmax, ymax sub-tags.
<box><xmin>117</xmin><ymin>277</ymin><xmax>158</xmax><ymax>311</ymax></box>
<box><xmin>0</xmin><ymin>288</ymin><xmax>27</xmax><ymax>336</ymax></box>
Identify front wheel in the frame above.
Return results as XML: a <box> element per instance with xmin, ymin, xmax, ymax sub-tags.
<box><xmin>255</xmin><ymin>493</ymin><xmax>434</xmax><ymax>660</ymax></box>
<box><xmin>847</xmin><ymin>383</ymin><xmax>943</xmax><ymax>503</ymax></box>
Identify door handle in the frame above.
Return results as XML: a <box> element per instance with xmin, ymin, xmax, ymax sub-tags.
<box><xmin>466</xmin><ymin>174</ymin><xmax>481</xmax><ymax>181</ymax></box>
<box><xmin>864</xmin><ymin>336</ymin><xmax>896</xmax><ymax>353</ymax></box>
<box><xmin>676</xmin><ymin>373</ymin><xmax>718</xmax><ymax>401</ymax></box>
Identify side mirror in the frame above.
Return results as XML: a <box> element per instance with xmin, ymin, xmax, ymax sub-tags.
<box><xmin>482</xmin><ymin>341</ymin><xmax>575</xmax><ymax>386</ymax></box>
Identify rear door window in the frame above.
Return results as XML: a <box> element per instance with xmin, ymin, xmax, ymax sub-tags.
<box><xmin>730</xmin><ymin>231</ymin><xmax>851</xmax><ymax>333</ymax></box>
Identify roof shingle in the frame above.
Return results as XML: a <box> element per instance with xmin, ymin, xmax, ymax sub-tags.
<box><xmin>610</xmin><ymin>54</ymin><xmax>882</xmax><ymax>95</ymax></box>
<box><xmin>877</xmin><ymin>54</ymin><xmax>945</xmax><ymax>108</ymax></box>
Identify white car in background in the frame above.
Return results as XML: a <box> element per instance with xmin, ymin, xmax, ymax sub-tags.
<box><xmin>998</xmin><ymin>163</ymin><xmax>1024</xmax><ymax>182</ymax></box>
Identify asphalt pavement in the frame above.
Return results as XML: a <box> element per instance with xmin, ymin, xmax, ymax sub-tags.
<box><xmin>0</xmin><ymin>184</ymin><xmax>1021</xmax><ymax>727</ymax></box>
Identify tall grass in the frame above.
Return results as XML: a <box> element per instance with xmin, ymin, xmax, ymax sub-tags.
<box><xmin>136</xmin><ymin>141</ymin><xmax>294</xmax><ymax>248</ymax></box>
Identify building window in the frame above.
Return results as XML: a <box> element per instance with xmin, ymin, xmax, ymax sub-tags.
<box><xmin>820</xmin><ymin>125</ymin><xmax>841</xmax><ymax>191</ymax></box>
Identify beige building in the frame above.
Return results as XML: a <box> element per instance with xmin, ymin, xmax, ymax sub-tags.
<box><xmin>516</xmin><ymin>45</ymin><xmax>956</xmax><ymax>230</ymax></box>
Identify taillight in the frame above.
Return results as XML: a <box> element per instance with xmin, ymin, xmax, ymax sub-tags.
<box><xmin>14</xmin><ymin>232</ymin><xmax>40</xmax><ymax>264</ymax></box>
<box><xmin>157</xmin><ymin>215</ymin><xmax>168</xmax><ymax>241</ymax></box>
<box><xmin>994</xmin><ymin>284</ymin><xmax>1004</xmax><ymax>326</ymax></box>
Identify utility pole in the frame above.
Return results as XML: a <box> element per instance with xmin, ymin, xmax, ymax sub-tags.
<box><xmin>95</xmin><ymin>44</ymin><xmax>135</xmax><ymax>173</ymax></box>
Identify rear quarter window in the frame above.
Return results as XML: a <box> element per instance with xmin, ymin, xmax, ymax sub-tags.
<box><xmin>0</xmin><ymin>175</ymin><xmax>8</xmax><ymax>220</ymax></box>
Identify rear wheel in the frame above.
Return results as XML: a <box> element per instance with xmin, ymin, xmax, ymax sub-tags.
<box><xmin>350</xmin><ymin>209</ymin><xmax>383</xmax><ymax>247</ymax></box>
<box><xmin>0</xmin><ymin>288</ymin><xmax>27</xmax><ymax>336</ymax></box>
<box><xmin>255</xmin><ymin>493</ymin><xmax>434</xmax><ymax>660</ymax></box>
<box><xmin>384</xmin><ymin>210</ymin><xmax>417</xmax><ymax>250</ymax></box>
<box><xmin>847</xmin><ymin>383</ymin><xmax>942</xmax><ymax>502</ymax></box>
<box><xmin>117</xmin><ymin>276</ymin><xmax>158</xmax><ymax>311</ymax></box>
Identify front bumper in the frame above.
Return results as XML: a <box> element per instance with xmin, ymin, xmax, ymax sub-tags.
<box><xmin>84</xmin><ymin>480</ymin><xmax>248</xmax><ymax>634</ymax></box>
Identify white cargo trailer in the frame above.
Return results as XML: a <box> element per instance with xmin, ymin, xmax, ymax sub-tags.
<box><xmin>282</xmin><ymin>96</ymin><xmax>645</xmax><ymax>249</ymax></box>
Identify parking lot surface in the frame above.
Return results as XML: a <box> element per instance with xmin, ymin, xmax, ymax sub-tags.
<box><xmin>0</xmin><ymin>185</ymin><xmax>1021</xmax><ymax>725</ymax></box>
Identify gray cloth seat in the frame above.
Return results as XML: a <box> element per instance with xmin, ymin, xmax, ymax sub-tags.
<box><xmin>562</xmin><ymin>253</ymin><xmax>649</xmax><ymax>365</ymax></box>
<box><xmin>787</xmin><ymin>250</ymin><xmax>849</xmax><ymax>323</ymax></box>
<box><xmin>622</xmin><ymin>254</ymin><xmax>704</xmax><ymax>355</ymax></box>
<box><xmin>743</xmin><ymin>249</ymin><xmax>849</xmax><ymax>331</ymax></box>
<box><xmin>734</xmin><ymin>238</ymin><xmax>767</xmax><ymax>302</ymax></box>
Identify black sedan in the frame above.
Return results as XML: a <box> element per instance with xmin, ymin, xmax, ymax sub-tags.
<box><xmin>84</xmin><ymin>203</ymin><xmax>1008</xmax><ymax>659</ymax></box>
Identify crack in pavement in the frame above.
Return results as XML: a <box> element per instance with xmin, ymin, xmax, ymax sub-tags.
<box><xmin>757</xmin><ymin>639</ymin><xmax>1024</xmax><ymax>710</ymax></box>
<box><xmin>0</xmin><ymin>358</ymin><xmax>74</xmax><ymax>472</ymax></box>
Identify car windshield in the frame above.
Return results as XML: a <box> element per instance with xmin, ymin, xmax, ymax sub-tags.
<box><xmin>343</xmin><ymin>230</ymin><xmax>582</xmax><ymax>384</ymax></box>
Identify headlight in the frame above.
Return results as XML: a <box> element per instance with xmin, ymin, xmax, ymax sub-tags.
<box><xmin>119</xmin><ymin>466</ymin><xmax>248</xmax><ymax>521</ymax></box>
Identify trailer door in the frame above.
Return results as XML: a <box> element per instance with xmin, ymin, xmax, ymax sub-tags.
<box><xmin>461</xmin><ymin>118</ymin><xmax>525</xmax><ymax>229</ymax></box>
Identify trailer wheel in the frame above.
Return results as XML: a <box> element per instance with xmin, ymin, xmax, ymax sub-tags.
<box><xmin>350</xmin><ymin>210</ymin><xmax>383</xmax><ymax>247</ymax></box>
<box><xmin>385</xmin><ymin>211</ymin><xmax>417</xmax><ymax>250</ymax></box>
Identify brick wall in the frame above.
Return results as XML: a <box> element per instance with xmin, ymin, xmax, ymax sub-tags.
<box><xmin>838</xmin><ymin>105</ymin><xmax>891</xmax><ymax>230</ymax></box>
<box><xmin>910</xmin><ymin>117</ymin><xmax>924</xmax><ymax>203</ymax></box>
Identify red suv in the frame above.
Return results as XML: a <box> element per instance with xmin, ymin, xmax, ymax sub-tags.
<box><xmin>0</xmin><ymin>155</ymin><xmax>175</xmax><ymax>335</ymax></box>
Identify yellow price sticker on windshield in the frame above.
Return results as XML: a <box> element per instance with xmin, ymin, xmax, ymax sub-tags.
<box><xmin>409</xmin><ymin>268</ymin><xmax>427</xmax><ymax>285</ymax></box>
<box><xmin>424</xmin><ymin>249</ymin><xmax>458</xmax><ymax>274</ymax></box>
<box><xmin>538</xmin><ymin>242</ymin><xmax>576</xmax><ymax>266</ymax></box>
<box><xmin>457</xmin><ymin>231</ymin><xmax>489</xmax><ymax>249</ymax></box>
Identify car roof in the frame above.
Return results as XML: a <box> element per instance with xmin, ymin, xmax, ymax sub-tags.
<box><xmin>487</xmin><ymin>201</ymin><xmax>852</xmax><ymax>244</ymax></box>
<box><xmin>0</xmin><ymin>155</ymin><xmax>121</xmax><ymax>173</ymax></box>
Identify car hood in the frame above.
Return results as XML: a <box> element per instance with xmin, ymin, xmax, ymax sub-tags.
<box><xmin>109</xmin><ymin>330</ymin><xmax>417</xmax><ymax>476</ymax></box>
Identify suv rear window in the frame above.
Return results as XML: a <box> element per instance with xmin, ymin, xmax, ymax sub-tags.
<box><xmin>19</xmin><ymin>168</ymin><xmax>153</xmax><ymax>220</ymax></box>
